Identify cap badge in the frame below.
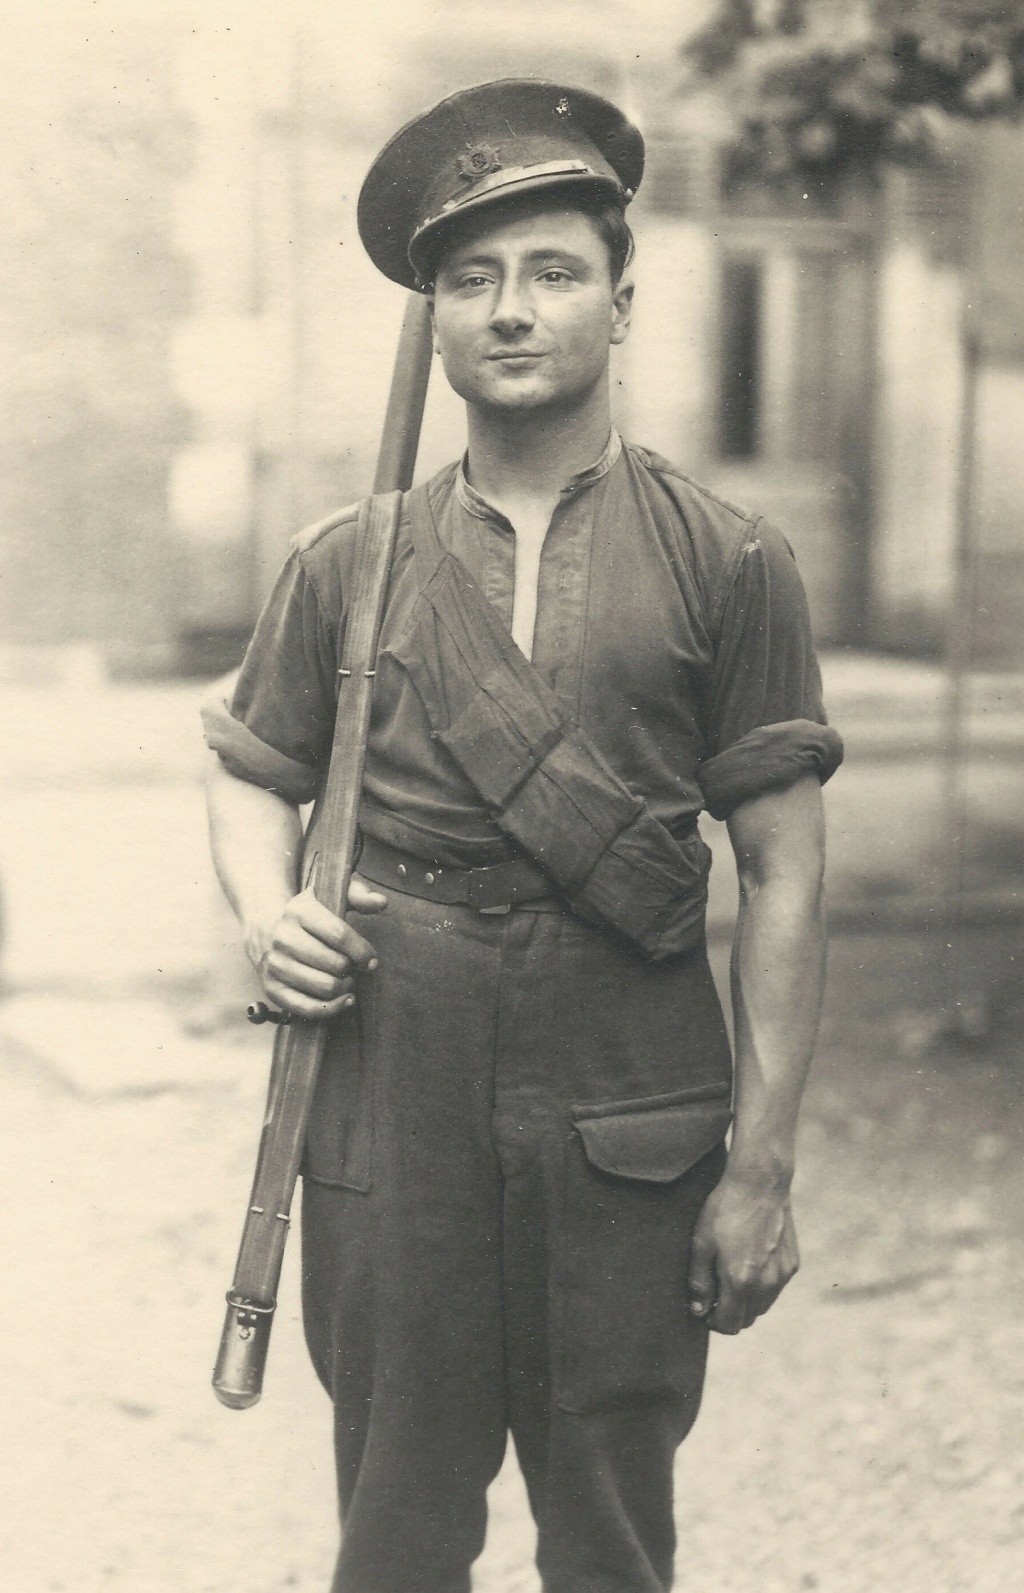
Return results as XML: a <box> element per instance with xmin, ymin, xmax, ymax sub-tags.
<box><xmin>555</xmin><ymin>96</ymin><xmax>571</xmax><ymax>116</ymax></box>
<box><xmin>456</xmin><ymin>144</ymin><xmax>503</xmax><ymax>182</ymax></box>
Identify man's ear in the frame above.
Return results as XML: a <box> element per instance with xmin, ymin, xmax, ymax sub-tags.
<box><xmin>610</xmin><ymin>276</ymin><xmax>634</xmax><ymax>346</ymax></box>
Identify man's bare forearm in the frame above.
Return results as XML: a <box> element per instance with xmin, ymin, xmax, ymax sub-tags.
<box><xmin>725</xmin><ymin>773</ymin><xmax>827</xmax><ymax>1184</ymax></box>
<box><xmin>688</xmin><ymin>775</ymin><xmax>827</xmax><ymax>1332</ymax></box>
<box><xmin>206</xmin><ymin>753</ymin><xmax>304</xmax><ymax>939</ymax></box>
<box><xmin>727</xmin><ymin>865</ymin><xmax>826</xmax><ymax>1187</ymax></box>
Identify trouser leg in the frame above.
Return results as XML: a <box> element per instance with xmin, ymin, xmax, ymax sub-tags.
<box><xmin>502</xmin><ymin>1141</ymin><xmax>724</xmax><ymax>1593</ymax></box>
<box><xmin>495</xmin><ymin>912</ymin><xmax>732</xmax><ymax>1593</ymax></box>
<box><xmin>301</xmin><ymin>895</ymin><xmax>509</xmax><ymax>1593</ymax></box>
<box><xmin>302</xmin><ymin>1181</ymin><xmax>507</xmax><ymax>1593</ymax></box>
<box><xmin>531</xmin><ymin>1402</ymin><xmax>692</xmax><ymax>1593</ymax></box>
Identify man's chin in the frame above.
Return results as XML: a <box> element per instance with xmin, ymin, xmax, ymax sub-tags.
<box><xmin>458</xmin><ymin>378</ymin><xmax>555</xmax><ymax>414</ymax></box>
<box><xmin>481</xmin><ymin>388</ymin><xmax>552</xmax><ymax>411</ymax></box>
<box><xmin>447</xmin><ymin>368</ymin><xmax>601</xmax><ymax>417</ymax></box>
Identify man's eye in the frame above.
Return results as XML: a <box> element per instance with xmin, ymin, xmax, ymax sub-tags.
<box><xmin>539</xmin><ymin>269</ymin><xmax>574</xmax><ymax>285</ymax></box>
<box><xmin>458</xmin><ymin>274</ymin><xmax>492</xmax><ymax>290</ymax></box>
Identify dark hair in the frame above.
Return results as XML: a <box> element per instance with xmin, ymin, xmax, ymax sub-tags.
<box><xmin>420</xmin><ymin>185</ymin><xmax>635</xmax><ymax>290</ymax></box>
<box><xmin>575</xmin><ymin>191</ymin><xmax>635</xmax><ymax>284</ymax></box>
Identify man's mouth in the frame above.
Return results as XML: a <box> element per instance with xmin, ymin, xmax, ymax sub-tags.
<box><xmin>486</xmin><ymin>350</ymin><xmax>545</xmax><ymax>361</ymax></box>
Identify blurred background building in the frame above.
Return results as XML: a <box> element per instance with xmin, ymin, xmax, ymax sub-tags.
<box><xmin>3</xmin><ymin>0</ymin><xmax>1023</xmax><ymax>678</ymax></box>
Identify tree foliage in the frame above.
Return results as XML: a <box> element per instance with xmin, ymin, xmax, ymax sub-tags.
<box><xmin>683</xmin><ymin>0</ymin><xmax>1024</xmax><ymax>186</ymax></box>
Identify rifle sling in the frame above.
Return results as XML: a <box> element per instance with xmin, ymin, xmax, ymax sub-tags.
<box><xmin>233</xmin><ymin>491</ymin><xmax>402</xmax><ymax>1307</ymax></box>
<box><xmin>303</xmin><ymin>492</ymin><xmax>404</xmax><ymax>905</ymax></box>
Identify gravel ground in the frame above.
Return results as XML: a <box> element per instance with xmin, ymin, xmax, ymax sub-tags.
<box><xmin>4</xmin><ymin>926</ymin><xmax>1023</xmax><ymax>1593</ymax></box>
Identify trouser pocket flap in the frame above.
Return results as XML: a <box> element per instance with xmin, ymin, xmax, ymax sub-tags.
<box><xmin>572</xmin><ymin>1088</ymin><xmax>732</xmax><ymax>1183</ymax></box>
<box><xmin>558</xmin><ymin>1086</ymin><xmax>730</xmax><ymax>1413</ymax></box>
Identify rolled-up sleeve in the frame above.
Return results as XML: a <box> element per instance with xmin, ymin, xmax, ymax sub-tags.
<box><xmin>697</xmin><ymin>521</ymin><xmax>843</xmax><ymax>820</ymax></box>
<box><xmin>201</xmin><ymin>548</ymin><xmax>340</xmax><ymax>804</ymax></box>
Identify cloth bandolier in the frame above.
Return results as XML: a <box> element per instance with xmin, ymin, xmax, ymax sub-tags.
<box><xmin>394</xmin><ymin>480</ymin><xmax>714</xmax><ymax>959</ymax></box>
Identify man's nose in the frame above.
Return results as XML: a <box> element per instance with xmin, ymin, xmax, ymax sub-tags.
<box><xmin>488</xmin><ymin>279</ymin><xmax>534</xmax><ymax>335</ymax></box>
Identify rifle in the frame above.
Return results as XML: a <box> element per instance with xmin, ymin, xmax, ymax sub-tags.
<box><xmin>213</xmin><ymin>291</ymin><xmax>433</xmax><ymax>1409</ymax></box>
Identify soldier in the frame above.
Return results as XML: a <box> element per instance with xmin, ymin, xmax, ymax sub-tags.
<box><xmin>204</xmin><ymin>79</ymin><xmax>842</xmax><ymax>1593</ymax></box>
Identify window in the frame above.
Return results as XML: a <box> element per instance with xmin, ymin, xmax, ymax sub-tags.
<box><xmin>719</xmin><ymin>256</ymin><xmax>762</xmax><ymax>459</ymax></box>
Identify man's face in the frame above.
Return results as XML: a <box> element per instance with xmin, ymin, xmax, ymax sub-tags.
<box><xmin>429</xmin><ymin>204</ymin><xmax>633</xmax><ymax>416</ymax></box>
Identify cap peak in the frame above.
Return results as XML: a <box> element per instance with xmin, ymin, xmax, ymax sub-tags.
<box><xmin>357</xmin><ymin>78</ymin><xmax>644</xmax><ymax>291</ymax></box>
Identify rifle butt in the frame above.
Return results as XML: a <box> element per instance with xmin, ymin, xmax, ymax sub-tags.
<box><xmin>213</xmin><ymin>1293</ymin><xmax>276</xmax><ymax>1409</ymax></box>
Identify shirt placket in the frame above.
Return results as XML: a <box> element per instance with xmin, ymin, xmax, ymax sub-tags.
<box><xmin>530</xmin><ymin>483</ymin><xmax>595</xmax><ymax>725</ymax></box>
<box><xmin>479</xmin><ymin>520</ymin><xmax>516</xmax><ymax>629</ymax></box>
<box><xmin>454</xmin><ymin>500</ymin><xmax>516</xmax><ymax>630</ymax></box>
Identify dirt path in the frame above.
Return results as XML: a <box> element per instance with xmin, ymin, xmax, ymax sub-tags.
<box><xmin>669</xmin><ymin>930</ymin><xmax>1024</xmax><ymax>1593</ymax></box>
<box><xmin>4</xmin><ymin>928</ymin><xmax>1023</xmax><ymax>1592</ymax></box>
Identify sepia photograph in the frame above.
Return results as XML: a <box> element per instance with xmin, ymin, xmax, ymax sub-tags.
<box><xmin>2</xmin><ymin>3</ymin><xmax>1023</xmax><ymax>1590</ymax></box>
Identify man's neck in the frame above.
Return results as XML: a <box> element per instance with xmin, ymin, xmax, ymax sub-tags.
<box><xmin>464</xmin><ymin>390</ymin><xmax>613</xmax><ymax>514</ymax></box>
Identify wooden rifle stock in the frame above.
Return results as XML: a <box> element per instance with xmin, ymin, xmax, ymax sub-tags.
<box><xmin>213</xmin><ymin>292</ymin><xmax>433</xmax><ymax>1408</ymax></box>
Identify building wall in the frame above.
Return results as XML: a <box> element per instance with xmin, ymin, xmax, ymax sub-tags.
<box><xmin>620</xmin><ymin>215</ymin><xmax>718</xmax><ymax>468</ymax></box>
<box><xmin>871</xmin><ymin>134</ymin><xmax>1024</xmax><ymax>664</ymax></box>
<box><xmin>872</xmin><ymin>230</ymin><xmax>964</xmax><ymax>651</ymax></box>
<box><xmin>968</xmin><ymin>127</ymin><xmax>1024</xmax><ymax>668</ymax></box>
<box><xmin>0</xmin><ymin>19</ymin><xmax>191</xmax><ymax>669</ymax></box>
<box><xmin>972</xmin><ymin>365</ymin><xmax>1024</xmax><ymax>666</ymax></box>
<box><xmin>4</xmin><ymin>9</ymin><xmax>1023</xmax><ymax>672</ymax></box>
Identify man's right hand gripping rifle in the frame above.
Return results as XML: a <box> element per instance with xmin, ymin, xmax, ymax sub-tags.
<box><xmin>206</xmin><ymin>759</ymin><xmax>388</xmax><ymax>1022</ymax></box>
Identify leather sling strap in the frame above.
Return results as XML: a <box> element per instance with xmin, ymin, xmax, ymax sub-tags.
<box><xmin>214</xmin><ymin>281</ymin><xmax>433</xmax><ymax>1412</ymax></box>
<box><xmin>301</xmin><ymin>491</ymin><xmax>403</xmax><ymax>897</ymax></box>
<box><xmin>230</xmin><ymin>490</ymin><xmax>402</xmax><ymax>1312</ymax></box>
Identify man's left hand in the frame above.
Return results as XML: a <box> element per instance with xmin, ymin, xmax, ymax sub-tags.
<box><xmin>686</xmin><ymin>1169</ymin><xmax>800</xmax><ymax>1335</ymax></box>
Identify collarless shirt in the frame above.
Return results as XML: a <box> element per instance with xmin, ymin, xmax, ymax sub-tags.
<box><xmin>451</xmin><ymin>429</ymin><xmax>622</xmax><ymax>725</ymax></box>
<box><xmin>213</xmin><ymin>437</ymin><xmax>833</xmax><ymax>869</ymax></box>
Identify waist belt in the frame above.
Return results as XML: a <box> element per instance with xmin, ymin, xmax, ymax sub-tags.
<box><xmin>356</xmin><ymin>833</ymin><xmax>557</xmax><ymax>914</ymax></box>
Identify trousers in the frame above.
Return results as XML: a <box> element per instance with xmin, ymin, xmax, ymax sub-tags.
<box><xmin>300</xmin><ymin>888</ymin><xmax>732</xmax><ymax>1593</ymax></box>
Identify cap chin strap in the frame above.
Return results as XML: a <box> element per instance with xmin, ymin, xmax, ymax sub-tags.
<box><xmin>409</xmin><ymin>160</ymin><xmax>626</xmax><ymax>285</ymax></box>
<box><xmin>437</xmin><ymin>158</ymin><xmax>594</xmax><ymax>217</ymax></box>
